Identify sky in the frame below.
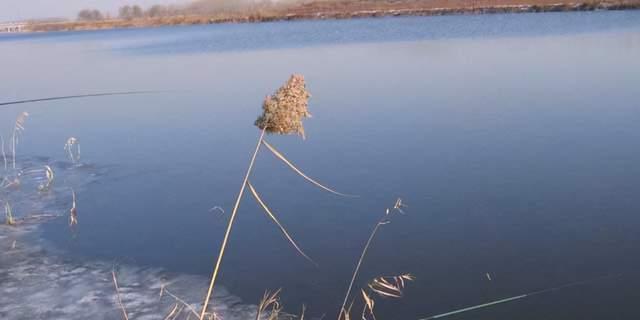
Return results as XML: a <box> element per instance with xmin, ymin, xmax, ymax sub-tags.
<box><xmin>0</xmin><ymin>0</ymin><xmax>189</xmax><ymax>22</ymax></box>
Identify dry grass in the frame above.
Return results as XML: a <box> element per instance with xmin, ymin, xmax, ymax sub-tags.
<box><xmin>256</xmin><ymin>289</ymin><xmax>283</xmax><ymax>320</ymax></box>
<box><xmin>160</xmin><ymin>284</ymin><xmax>212</xmax><ymax>319</ymax></box>
<box><xmin>111</xmin><ymin>269</ymin><xmax>130</xmax><ymax>320</ymax></box>
<box><xmin>338</xmin><ymin>199</ymin><xmax>407</xmax><ymax>320</ymax></box>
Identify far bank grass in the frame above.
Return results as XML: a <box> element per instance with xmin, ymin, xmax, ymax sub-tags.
<box><xmin>26</xmin><ymin>0</ymin><xmax>640</xmax><ymax>32</ymax></box>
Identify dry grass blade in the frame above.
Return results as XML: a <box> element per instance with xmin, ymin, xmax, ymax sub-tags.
<box><xmin>4</xmin><ymin>201</ymin><xmax>16</xmax><ymax>226</ymax></box>
<box><xmin>14</xmin><ymin>112</ymin><xmax>28</xmax><ymax>132</ymax></box>
<box><xmin>111</xmin><ymin>270</ymin><xmax>130</xmax><ymax>320</ymax></box>
<box><xmin>36</xmin><ymin>165</ymin><xmax>55</xmax><ymax>191</ymax></box>
<box><xmin>339</xmin><ymin>199</ymin><xmax>408</xmax><ymax>319</ymax></box>
<box><xmin>368</xmin><ymin>274</ymin><xmax>414</xmax><ymax>299</ymax></box>
<box><xmin>393</xmin><ymin>198</ymin><xmax>407</xmax><ymax>214</ymax></box>
<box><xmin>341</xmin><ymin>301</ymin><xmax>355</xmax><ymax>320</ymax></box>
<box><xmin>69</xmin><ymin>189</ymin><xmax>78</xmax><ymax>226</ymax></box>
<box><xmin>64</xmin><ymin>137</ymin><xmax>81</xmax><ymax>163</ymax></box>
<box><xmin>164</xmin><ymin>303</ymin><xmax>181</xmax><ymax>320</ymax></box>
<box><xmin>199</xmin><ymin>128</ymin><xmax>266</xmax><ymax>320</ymax></box>
<box><xmin>262</xmin><ymin>140</ymin><xmax>356</xmax><ymax>197</ymax></box>
<box><xmin>299</xmin><ymin>305</ymin><xmax>306</xmax><ymax>320</ymax></box>
<box><xmin>160</xmin><ymin>285</ymin><xmax>202</xmax><ymax>319</ymax></box>
<box><xmin>256</xmin><ymin>289</ymin><xmax>282</xmax><ymax>320</ymax></box>
<box><xmin>361</xmin><ymin>289</ymin><xmax>376</xmax><ymax>320</ymax></box>
<box><xmin>338</xmin><ymin>219</ymin><xmax>385</xmax><ymax>320</ymax></box>
<box><xmin>11</xmin><ymin>112</ymin><xmax>29</xmax><ymax>169</ymax></box>
<box><xmin>248</xmin><ymin>181</ymin><xmax>317</xmax><ymax>266</ymax></box>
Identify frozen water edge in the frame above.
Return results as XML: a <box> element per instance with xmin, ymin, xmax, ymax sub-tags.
<box><xmin>1</xmin><ymin>157</ymin><xmax>272</xmax><ymax>320</ymax></box>
<box><xmin>0</xmin><ymin>224</ymin><xmax>263</xmax><ymax>320</ymax></box>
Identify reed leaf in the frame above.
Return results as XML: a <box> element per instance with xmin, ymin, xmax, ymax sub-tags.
<box><xmin>361</xmin><ymin>289</ymin><xmax>376</xmax><ymax>319</ymax></box>
<box><xmin>368</xmin><ymin>274</ymin><xmax>414</xmax><ymax>299</ymax></box>
<box><xmin>262</xmin><ymin>140</ymin><xmax>356</xmax><ymax>197</ymax></box>
<box><xmin>248</xmin><ymin>181</ymin><xmax>317</xmax><ymax>266</ymax></box>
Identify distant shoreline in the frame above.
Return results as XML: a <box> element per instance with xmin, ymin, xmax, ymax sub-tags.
<box><xmin>23</xmin><ymin>0</ymin><xmax>640</xmax><ymax>33</ymax></box>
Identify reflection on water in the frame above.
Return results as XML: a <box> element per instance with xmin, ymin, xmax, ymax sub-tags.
<box><xmin>1</xmin><ymin>11</ymin><xmax>640</xmax><ymax>319</ymax></box>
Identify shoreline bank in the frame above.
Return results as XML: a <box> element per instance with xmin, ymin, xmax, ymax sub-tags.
<box><xmin>25</xmin><ymin>1</ymin><xmax>640</xmax><ymax>33</ymax></box>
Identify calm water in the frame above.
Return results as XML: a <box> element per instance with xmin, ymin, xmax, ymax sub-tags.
<box><xmin>2</xmin><ymin>11</ymin><xmax>640</xmax><ymax>319</ymax></box>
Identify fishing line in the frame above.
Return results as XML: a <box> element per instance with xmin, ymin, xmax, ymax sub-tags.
<box><xmin>0</xmin><ymin>91</ymin><xmax>162</xmax><ymax>107</ymax></box>
<box><xmin>418</xmin><ymin>273</ymin><xmax>622</xmax><ymax>319</ymax></box>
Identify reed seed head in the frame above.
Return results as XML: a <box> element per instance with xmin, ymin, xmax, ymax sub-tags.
<box><xmin>255</xmin><ymin>74</ymin><xmax>311</xmax><ymax>139</ymax></box>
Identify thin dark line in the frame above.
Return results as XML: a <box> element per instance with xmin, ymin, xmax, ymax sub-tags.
<box><xmin>0</xmin><ymin>91</ymin><xmax>161</xmax><ymax>106</ymax></box>
<box><xmin>418</xmin><ymin>273</ymin><xmax>622</xmax><ymax>319</ymax></box>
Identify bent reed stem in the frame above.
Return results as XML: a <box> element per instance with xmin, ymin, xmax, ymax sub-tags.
<box><xmin>338</xmin><ymin>218</ymin><xmax>386</xmax><ymax>320</ymax></box>
<box><xmin>199</xmin><ymin>128</ymin><xmax>266</xmax><ymax>320</ymax></box>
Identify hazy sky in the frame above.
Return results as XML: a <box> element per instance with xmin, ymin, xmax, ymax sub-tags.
<box><xmin>1</xmin><ymin>0</ymin><xmax>189</xmax><ymax>22</ymax></box>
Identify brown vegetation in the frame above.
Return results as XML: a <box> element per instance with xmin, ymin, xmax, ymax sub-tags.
<box><xmin>25</xmin><ymin>0</ymin><xmax>640</xmax><ymax>32</ymax></box>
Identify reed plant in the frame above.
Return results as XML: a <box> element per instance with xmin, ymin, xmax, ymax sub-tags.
<box><xmin>199</xmin><ymin>74</ymin><xmax>354</xmax><ymax>319</ymax></box>
<box><xmin>338</xmin><ymin>199</ymin><xmax>409</xmax><ymax>320</ymax></box>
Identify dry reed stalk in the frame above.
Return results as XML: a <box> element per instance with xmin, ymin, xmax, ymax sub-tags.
<box><xmin>338</xmin><ymin>199</ymin><xmax>405</xmax><ymax>320</ymax></box>
<box><xmin>4</xmin><ymin>201</ymin><xmax>15</xmax><ymax>226</ymax></box>
<box><xmin>164</xmin><ymin>303</ymin><xmax>181</xmax><ymax>320</ymax></box>
<box><xmin>262</xmin><ymin>140</ymin><xmax>355</xmax><ymax>197</ymax></box>
<box><xmin>255</xmin><ymin>289</ymin><xmax>283</xmax><ymax>320</ymax></box>
<box><xmin>111</xmin><ymin>270</ymin><xmax>130</xmax><ymax>320</ymax></box>
<box><xmin>200</xmin><ymin>75</ymin><xmax>313</xmax><ymax>319</ymax></box>
<box><xmin>69</xmin><ymin>189</ymin><xmax>78</xmax><ymax>226</ymax></box>
<box><xmin>299</xmin><ymin>305</ymin><xmax>306</xmax><ymax>320</ymax></box>
<box><xmin>160</xmin><ymin>284</ymin><xmax>206</xmax><ymax>319</ymax></box>
<box><xmin>199</xmin><ymin>128</ymin><xmax>266</xmax><ymax>319</ymax></box>
<box><xmin>1</xmin><ymin>135</ymin><xmax>7</xmax><ymax>170</ymax></box>
<box><xmin>248</xmin><ymin>181</ymin><xmax>317</xmax><ymax>266</ymax></box>
<box><xmin>11</xmin><ymin>112</ymin><xmax>29</xmax><ymax>170</ymax></box>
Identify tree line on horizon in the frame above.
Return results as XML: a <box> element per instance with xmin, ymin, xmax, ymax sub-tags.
<box><xmin>77</xmin><ymin>1</ymin><xmax>299</xmax><ymax>22</ymax></box>
<box><xmin>77</xmin><ymin>4</ymin><xmax>179</xmax><ymax>21</ymax></box>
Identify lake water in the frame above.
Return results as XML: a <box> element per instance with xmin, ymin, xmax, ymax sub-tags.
<box><xmin>1</xmin><ymin>10</ymin><xmax>640</xmax><ymax>320</ymax></box>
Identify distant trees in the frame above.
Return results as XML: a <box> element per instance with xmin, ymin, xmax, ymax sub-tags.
<box><xmin>77</xmin><ymin>9</ymin><xmax>104</xmax><ymax>21</ymax></box>
<box><xmin>118</xmin><ymin>5</ymin><xmax>144</xmax><ymax>20</ymax></box>
<box><xmin>146</xmin><ymin>5</ymin><xmax>170</xmax><ymax>18</ymax></box>
<box><xmin>79</xmin><ymin>2</ymin><xmax>235</xmax><ymax>22</ymax></box>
